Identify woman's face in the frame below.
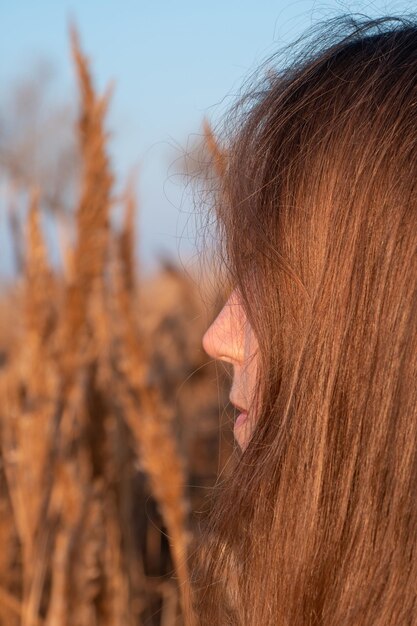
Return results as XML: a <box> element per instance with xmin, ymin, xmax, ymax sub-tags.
<box><xmin>202</xmin><ymin>288</ymin><xmax>259</xmax><ymax>451</ymax></box>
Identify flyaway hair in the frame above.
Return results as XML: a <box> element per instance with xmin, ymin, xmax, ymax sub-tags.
<box><xmin>190</xmin><ymin>14</ymin><xmax>417</xmax><ymax>626</ymax></box>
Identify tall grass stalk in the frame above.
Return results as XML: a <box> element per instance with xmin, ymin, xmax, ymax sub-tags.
<box><xmin>0</xmin><ymin>25</ymin><xmax>196</xmax><ymax>626</ymax></box>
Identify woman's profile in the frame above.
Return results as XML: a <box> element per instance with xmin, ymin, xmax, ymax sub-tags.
<box><xmin>190</xmin><ymin>13</ymin><xmax>417</xmax><ymax>626</ymax></box>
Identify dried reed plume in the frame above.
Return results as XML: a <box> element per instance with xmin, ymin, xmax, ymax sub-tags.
<box><xmin>0</xmin><ymin>24</ymin><xmax>197</xmax><ymax>626</ymax></box>
<box><xmin>202</xmin><ymin>118</ymin><xmax>227</xmax><ymax>179</ymax></box>
<box><xmin>110</xmin><ymin>183</ymin><xmax>196</xmax><ymax>625</ymax></box>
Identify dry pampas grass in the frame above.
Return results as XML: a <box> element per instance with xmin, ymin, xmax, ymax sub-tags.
<box><xmin>0</xmin><ymin>24</ymin><xmax>235</xmax><ymax>626</ymax></box>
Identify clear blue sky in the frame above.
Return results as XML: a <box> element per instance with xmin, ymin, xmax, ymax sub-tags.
<box><xmin>0</xmin><ymin>0</ymin><xmax>413</xmax><ymax>277</ymax></box>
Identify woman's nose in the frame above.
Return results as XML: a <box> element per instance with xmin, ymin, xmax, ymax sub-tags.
<box><xmin>202</xmin><ymin>295</ymin><xmax>245</xmax><ymax>365</ymax></box>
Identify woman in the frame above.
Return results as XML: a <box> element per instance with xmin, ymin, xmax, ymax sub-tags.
<box><xmin>191</xmin><ymin>14</ymin><xmax>417</xmax><ymax>626</ymax></box>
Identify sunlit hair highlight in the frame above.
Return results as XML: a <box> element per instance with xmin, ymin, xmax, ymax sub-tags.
<box><xmin>190</xmin><ymin>14</ymin><xmax>417</xmax><ymax>626</ymax></box>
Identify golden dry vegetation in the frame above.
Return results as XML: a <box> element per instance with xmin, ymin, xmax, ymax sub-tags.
<box><xmin>0</xmin><ymin>28</ymin><xmax>233</xmax><ymax>626</ymax></box>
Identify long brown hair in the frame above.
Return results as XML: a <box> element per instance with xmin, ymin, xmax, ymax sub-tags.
<box><xmin>190</xmin><ymin>14</ymin><xmax>417</xmax><ymax>625</ymax></box>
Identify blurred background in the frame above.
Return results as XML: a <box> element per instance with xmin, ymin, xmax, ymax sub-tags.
<box><xmin>0</xmin><ymin>2</ymin><xmax>413</xmax><ymax>625</ymax></box>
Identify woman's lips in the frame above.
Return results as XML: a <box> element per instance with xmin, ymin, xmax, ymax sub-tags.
<box><xmin>234</xmin><ymin>411</ymin><xmax>248</xmax><ymax>428</ymax></box>
<box><xmin>230</xmin><ymin>399</ymin><xmax>251</xmax><ymax>448</ymax></box>
<box><xmin>233</xmin><ymin>411</ymin><xmax>251</xmax><ymax>451</ymax></box>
